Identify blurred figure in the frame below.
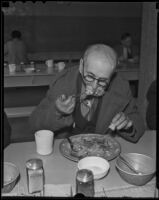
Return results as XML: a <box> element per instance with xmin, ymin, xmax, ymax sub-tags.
<box><xmin>3</xmin><ymin>111</ymin><xmax>11</xmax><ymax>149</ymax></box>
<box><xmin>146</xmin><ymin>80</ymin><xmax>156</xmax><ymax>130</ymax></box>
<box><xmin>114</xmin><ymin>33</ymin><xmax>139</xmax><ymax>64</ymax></box>
<box><xmin>4</xmin><ymin>30</ymin><xmax>29</xmax><ymax>65</ymax></box>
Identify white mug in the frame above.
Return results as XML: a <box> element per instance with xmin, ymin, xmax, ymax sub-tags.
<box><xmin>8</xmin><ymin>64</ymin><xmax>16</xmax><ymax>73</ymax></box>
<box><xmin>57</xmin><ymin>62</ymin><xmax>65</xmax><ymax>72</ymax></box>
<box><xmin>45</xmin><ymin>59</ymin><xmax>54</xmax><ymax>68</ymax></box>
<box><xmin>35</xmin><ymin>130</ymin><xmax>54</xmax><ymax>155</ymax></box>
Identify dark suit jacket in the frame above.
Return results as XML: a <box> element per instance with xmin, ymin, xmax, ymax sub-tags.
<box><xmin>114</xmin><ymin>44</ymin><xmax>139</xmax><ymax>60</ymax></box>
<box><xmin>30</xmin><ymin>66</ymin><xmax>145</xmax><ymax>143</ymax></box>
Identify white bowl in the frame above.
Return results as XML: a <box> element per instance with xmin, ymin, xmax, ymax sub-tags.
<box><xmin>77</xmin><ymin>156</ymin><xmax>110</xmax><ymax>180</ymax></box>
<box><xmin>24</xmin><ymin>67</ymin><xmax>35</xmax><ymax>73</ymax></box>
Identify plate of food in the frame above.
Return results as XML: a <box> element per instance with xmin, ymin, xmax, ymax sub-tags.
<box><xmin>59</xmin><ymin>133</ymin><xmax>121</xmax><ymax>162</ymax></box>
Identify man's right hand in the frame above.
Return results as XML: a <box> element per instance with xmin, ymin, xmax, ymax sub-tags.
<box><xmin>55</xmin><ymin>94</ymin><xmax>76</xmax><ymax>115</ymax></box>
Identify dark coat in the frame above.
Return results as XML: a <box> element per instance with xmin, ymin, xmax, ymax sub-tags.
<box><xmin>114</xmin><ymin>44</ymin><xmax>139</xmax><ymax>60</ymax></box>
<box><xmin>29</xmin><ymin>66</ymin><xmax>145</xmax><ymax>143</ymax></box>
<box><xmin>146</xmin><ymin>80</ymin><xmax>156</xmax><ymax>130</ymax></box>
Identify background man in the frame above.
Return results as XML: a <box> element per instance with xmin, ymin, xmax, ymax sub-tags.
<box><xmin>4</xmin><ymin>30</ymin><xmax>28</xmax><ymax>65</ymax></box>
<box><xmin>114</xmin><ymin>32</ymin><xmax>139</xmax><ymax>64</ymax></box>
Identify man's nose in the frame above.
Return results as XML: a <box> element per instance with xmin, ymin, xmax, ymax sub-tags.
<box><xmin>92</xmin><ymin>80</ymin><xmax>98</xmax><ymax>89</ymax></box>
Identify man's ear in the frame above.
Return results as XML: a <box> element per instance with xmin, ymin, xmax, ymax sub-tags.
<box><xmin>79</xmin><ymin>58</ymin><xmax>83</xmax><ymax>74</ymax></box>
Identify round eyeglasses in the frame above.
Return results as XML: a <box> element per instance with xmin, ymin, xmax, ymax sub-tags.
<box><xmin>83</xmin><ymin>74</ymin><xmax>109</xmax><ymax>87</ymax></box>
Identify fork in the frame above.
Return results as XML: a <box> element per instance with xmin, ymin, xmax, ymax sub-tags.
<box><xmin>71</xmin><ymin>92</ymin><xmax>86</xmax><ymax>103</ymax></box>
<box><xmin>66</xmin><ymin>137</ymin><xmax>78</xmax><ymax>152</ymax></box>
<box><xmin>103</xmin><ymin>187</ymin><xmax>107</xmax><ymax>197</ymax></box>
<box><xmin>60</xmin><ymin>92</ymin><xmax>86</xmax><ymax>104</ymax></box>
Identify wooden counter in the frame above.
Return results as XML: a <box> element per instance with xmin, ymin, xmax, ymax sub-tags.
<box><xmin>4</xmin><ymin>63</ymin><xmax>139</xmax><ymax>88</ymax></box>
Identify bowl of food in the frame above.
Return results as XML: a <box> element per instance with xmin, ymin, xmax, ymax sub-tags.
<box><xmin>116</xmin><ymin>153</ymin><xmax>156</xmax><ymax>186</ymax></box>
<box><xmin>24</xmin><ymin>67</ymin><xmax>35</xmax><ymax>73</ymax></box>
<box><xmin>77</xmin><ymin>156</ymin><xmax>110</xmax><ymax>180</ymax></box>
<box><xmin>2</xmin><ymin>162</ymin><xmax>20</xmax><ymax>193</ymax></box>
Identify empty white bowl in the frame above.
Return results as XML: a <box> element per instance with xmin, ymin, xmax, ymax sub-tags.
<box><xmin>77</xmin><ymin>156</ymin><xmax>110</xmax><ymax>180</ymax></box>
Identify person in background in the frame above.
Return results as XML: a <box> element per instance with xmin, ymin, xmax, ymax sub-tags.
<box><xmin>3</xmin><ymin>111</ymin><xmax>11</xmax><ymax>149</ymax></box>
<box><xmin>146</xmin><ymin>80</ymin><xmax>156</xmax><ymax>130</ymax></box>
<box><xmin>29</xmin><ymin>44</ymin><xmax>145</xmax><ymax>143</ymax></box>
<box><xmin>114</xmin><ymin>32</ymin><xmax>139</xmax><ymax>64</ymax></box>
<box><xmin>4</xmin><ymin>30</ymin><xmax>28</xmax><ymax>65</ymax></box>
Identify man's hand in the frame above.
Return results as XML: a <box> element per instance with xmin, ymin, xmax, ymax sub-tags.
<box><xmin>55</xmin><ymin>94</ymin><xmax>76</xmax><ymax>115</ymax></box>
<box><xmin>111</xmin><ymin>112</ymin><xmax>133</xmax><ymax>130</ymax></box>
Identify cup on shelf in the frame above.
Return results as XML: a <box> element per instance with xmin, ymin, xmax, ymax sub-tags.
<box><xmin>8</xmin><ymin>64</ymin><xmax>16</xmax><ymax>73</ymax></box>
<box><xmin>45</xmin><ymin>59</ymin><xmax>54</xmax><ymax>68</ymax></box>
<box><xmin>35</xmin><ymin>130</ymin><xmax>54</xmax><ymax>155</ymax></box>
<box><xmin>56</xmin><ymin>62</ymin><xmax>66</xmax><ymax>72</ymax></box>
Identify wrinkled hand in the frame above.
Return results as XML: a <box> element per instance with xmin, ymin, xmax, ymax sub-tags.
<box><xmin>111</xmin><ymin>112</ymin><xmax>133</xmax><ymax>130</ymax></box>
<box><xmin>55</xmin><ymin>94</ymin><xmax>76</xmax><ymax>115</ymax></box>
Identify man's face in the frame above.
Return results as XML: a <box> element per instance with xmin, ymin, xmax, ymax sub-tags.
<box><xmin>121</xmin><ymin>37</ymin><xmax>132</xmax><ymax>48</ymax></box>
<box><xmin>80</xmin><ymin>52</ymin><xmax>115</xmax><ymax>97</ymax></box>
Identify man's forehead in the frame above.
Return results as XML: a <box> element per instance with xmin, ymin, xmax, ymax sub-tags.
<box><xmin>85</xmin><ymin>51</ymin><xmax>115</xmax><ymax>68</ymax></box>
<box><xmin>83</xmin><ymin>54</ymin><xmax>114</xmax><ymax>78</ymax></box>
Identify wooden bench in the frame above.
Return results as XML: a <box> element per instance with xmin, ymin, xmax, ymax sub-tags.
<box><xmin>4</xmin><ymin>106</ymin><xmax>36</xmax><ymax>118</ymax></box>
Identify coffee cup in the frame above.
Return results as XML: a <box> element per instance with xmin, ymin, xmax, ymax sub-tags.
<box><xmin>35</xmin><ymin>130</ymin><xmax>54</xmax><ymax>155</ymax></box>
<box><xmin>8</xmin><ymin>64</ymin><xmax>16</xmax><ymax>73</ymax></box>
<box><xmin>45</xmin><ymin>59</ymin><xmax>54</xmax><ymax>68</ymax></box>
<box><xmin>57</xmin><ymin>62</ymin><xmax>65</xmax><ymax>72</ymax></box>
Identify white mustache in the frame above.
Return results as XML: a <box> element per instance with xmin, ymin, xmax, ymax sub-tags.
<box><xmin>85</xmin><ymin>85</ymin><xmax>104</xmax><ymax>97</ymax></box>
<box><xmin>85</xmin><ymin>85</ymin><xmax>95</xmax><ymax>95</ymax></box>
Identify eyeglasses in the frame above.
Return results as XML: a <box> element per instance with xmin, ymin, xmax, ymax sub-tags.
<box><xmin>82</xmin><ymin>66</ymin><xmax>110</xmax><ymax>88</ymax></box>
<box><xmin>83</xmin><ymin>74</ymin><xmax>109</xmax><ymax>87</ymax></box>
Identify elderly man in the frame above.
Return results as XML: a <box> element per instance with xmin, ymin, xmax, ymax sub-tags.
<box><xmin>30</xmin><ymin>44</ymin><xmax>144</xmax><ymax>143</ymax></box>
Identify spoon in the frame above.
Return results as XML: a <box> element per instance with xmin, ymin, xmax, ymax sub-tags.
<box><xmin>119</xmin><ymin>155</ymin><xmax>142</xmax><ymax>175</ymax></box>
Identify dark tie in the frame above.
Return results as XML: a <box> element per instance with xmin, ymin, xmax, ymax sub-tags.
<box><xmin>127</xmin><ymin>48</ymin><xmax>132</xmax><ymax>59</ymax></box>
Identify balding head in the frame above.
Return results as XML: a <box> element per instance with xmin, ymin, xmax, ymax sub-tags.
<box><xmin>83</xmin><ymin>44</ymin><xmax>117</xmax><ymax>70</ymax></box>
<box><xmin>79</xmin><ymin>44</ymin><xmax>117</xmax><ymax>80</ymax></box>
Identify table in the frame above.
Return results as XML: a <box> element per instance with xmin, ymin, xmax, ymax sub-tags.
<box><xmin>4</xmin><ymin>63</ymin><xmax>139</xmax><ymax>88</ymax></box>
<box><xmin>3</xmin><ymin>130</ymin><xmax>156</xmax><ymax>197</ymax></box>
<box><xmin>4</xmin><ymin>64</ymin><xmax>57</xmax><ymax>88</ymax></box>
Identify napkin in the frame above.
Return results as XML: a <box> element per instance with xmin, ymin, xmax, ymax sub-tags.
<box><xmin>95</xmin><ymin>182</ymin><xmax>156</xmax><ymax>197</ymax></box>
<box><xmin>44</xmin><ymin>184</ymin><xmax>72</xmax><ymax>197</ymax></box>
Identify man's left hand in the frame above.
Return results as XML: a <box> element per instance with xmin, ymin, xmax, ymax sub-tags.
<box><xmin>111</xmin><ymin>112</ymin><xmax>133</xmax><ymax>130</ymax></box>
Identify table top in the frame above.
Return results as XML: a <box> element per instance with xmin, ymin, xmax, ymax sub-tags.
<box><xmin>3</xmin><ymin>130</ymin><xmax>156</xmax><ymax>196</ymax></box>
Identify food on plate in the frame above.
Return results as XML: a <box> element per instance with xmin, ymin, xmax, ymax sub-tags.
<box><xmin>60</xmin><ymin>134</ymin><xmax>121</xmax><ymax>161</ymax></box>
